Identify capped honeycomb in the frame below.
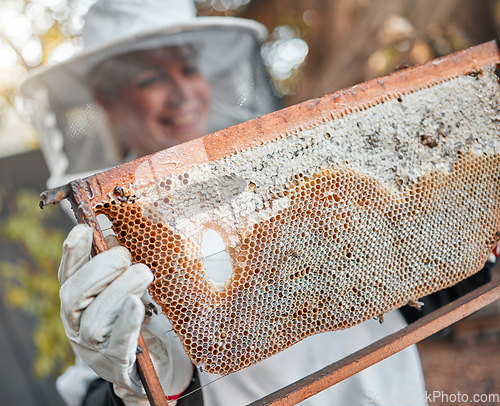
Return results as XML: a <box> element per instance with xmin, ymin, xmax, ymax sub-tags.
<box><xmin>92</xmin><ymin>64</ymin><xmax>500</xmax><ymax>375</ymax></box>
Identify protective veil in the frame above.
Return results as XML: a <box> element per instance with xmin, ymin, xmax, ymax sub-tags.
<box><xmin>21</xmin><ymin>0</ymin><xmax>281</xmax><ymax>190</ymax></box>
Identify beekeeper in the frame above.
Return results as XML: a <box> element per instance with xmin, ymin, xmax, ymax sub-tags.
<box><xmin>21</xmin><ymin>0</ymin><xmax>427</xmax><ymax>405</ymax></box>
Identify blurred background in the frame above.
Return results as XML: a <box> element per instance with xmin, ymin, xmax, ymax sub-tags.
<box><xmin>1</xmin><ymin>0</ymin><xmax>499</xmax><ymax>404</ymax></box>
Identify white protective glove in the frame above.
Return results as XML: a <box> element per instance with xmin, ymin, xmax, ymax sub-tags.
<box><xmin>59</xmin><ymin>224</ymin><xmax>194</xmax><ymax>405</ymax></box>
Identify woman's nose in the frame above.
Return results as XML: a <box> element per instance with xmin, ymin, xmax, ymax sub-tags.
<box><xmin>166</xmin><ymin>75</ymin><xmax>189</xmax><ymax>107</ymax></box>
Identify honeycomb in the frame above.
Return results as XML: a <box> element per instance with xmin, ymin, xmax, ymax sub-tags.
<box><xmin>93</xmin><ymin>66</ymin><xmax>500</xmax><ymax>375</ymax></box>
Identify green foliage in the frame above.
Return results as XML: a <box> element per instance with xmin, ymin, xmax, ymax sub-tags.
<box><xmin>0</xmin><ymin>189</ymin><xmax>74</xmax><ymax>377</ymax></box>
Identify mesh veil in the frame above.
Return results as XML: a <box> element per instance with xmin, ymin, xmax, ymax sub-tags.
<box><xmin>21</xmin><ymin>26</ymin><xmax>281</xmax><ymax>189</ymax></box>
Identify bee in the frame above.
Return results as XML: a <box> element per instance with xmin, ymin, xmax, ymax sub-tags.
<box><xmin>145</xmin><ymin>302</ymin><xmax>158</xmax><ymax>318</ymax></box>
<box><xmin>114</xmin><ymin>185</ymin><xmax>132</xmax><ymax>203</ymax></box>
<box><xmin>408</xmin><ymin>299</ymin><xmax>424</xmax><ymax>311</ymax></box>
<box><xmin>285</xmin><ymin>248</ymin><xmax>299</xmax><ymax>260</ymax></box>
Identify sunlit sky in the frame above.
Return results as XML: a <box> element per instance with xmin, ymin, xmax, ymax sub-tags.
<box><xmin>0</xmin><ymin>0</ymin><xmax>95</xmax><ymax>72</ymax></box>
<box><xmin>0</xmin><ymin>0</ymin><xmax>93</xmax><ymax>156</ymax></box>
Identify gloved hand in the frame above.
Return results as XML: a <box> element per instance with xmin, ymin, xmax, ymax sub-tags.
<box><xmin>59</xmin><ymin>224</ymin><xmax>194</xmax><ymax>405</ymax></box>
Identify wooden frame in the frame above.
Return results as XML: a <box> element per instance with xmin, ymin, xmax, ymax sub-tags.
<box><xmin>40</xmin><ymin>39</ymin><xmax>500</xmax><ymax>405</ymax></box>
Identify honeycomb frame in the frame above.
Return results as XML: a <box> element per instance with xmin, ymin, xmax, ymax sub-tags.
<box><xmin>46</xmin><ymin>41</ymin><xmax>500</xmax><ymax>376</ymax></box>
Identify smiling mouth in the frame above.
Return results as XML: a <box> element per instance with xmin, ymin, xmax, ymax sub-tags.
<box><xmin>161</xmin><ymin>110</ymin><xmax>200</xmax><ymax>129</ymax></box>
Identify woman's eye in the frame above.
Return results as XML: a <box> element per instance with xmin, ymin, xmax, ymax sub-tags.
<box><xmin>183</xmin><ymin>65</ymin><xmax>199</xmax><ymax>76</ymax></box>
<box><xmin>137</xmin><ymin>74</ymin><xmax>162</xmax><ymax>88</ymax></box>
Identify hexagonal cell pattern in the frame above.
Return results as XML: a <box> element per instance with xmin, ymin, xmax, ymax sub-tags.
<box><xmin>94</xmin><ymin>67</ymin><xmax>500</xmax><ymax>375</ymax></box>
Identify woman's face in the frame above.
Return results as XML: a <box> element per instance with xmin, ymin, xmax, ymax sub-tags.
<box><xmin>97</xmin><ymin>46</ymin><xmax>211</xmax><ymax>157</ymax></box>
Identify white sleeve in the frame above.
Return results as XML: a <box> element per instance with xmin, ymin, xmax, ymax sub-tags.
<box><xmin>56</xmin><ymin>352</ymin><xmax>99</xmax><ymax>406</ymax></box>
